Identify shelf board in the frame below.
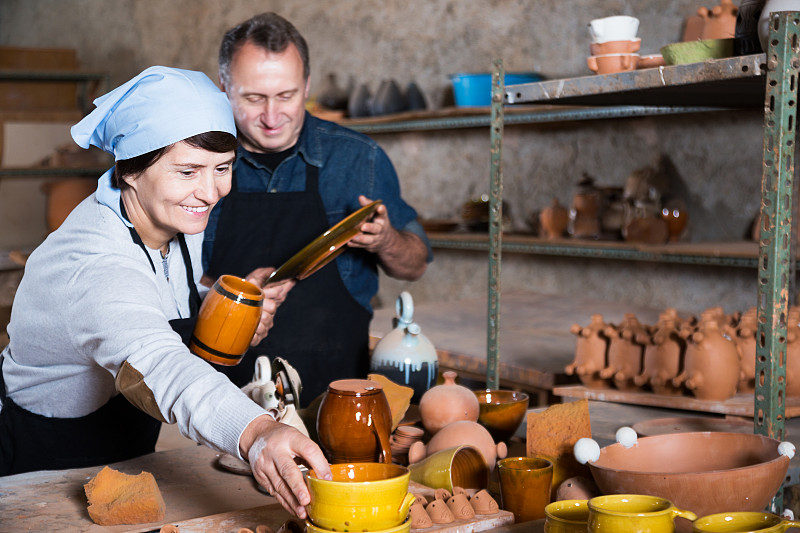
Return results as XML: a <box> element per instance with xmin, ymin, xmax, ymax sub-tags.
<box><xmin>0</xmin><ymin>166</ymin><xmax>107</xmax><ymax>177</ymax></box>
<box><xmin>428</xmin><ymin>232</ymin><xmax>761</xmax><ymax>267</ymax></box>
<box><xmin>505</xmin><ymin>54</ymin><xmax>767</xmax><ymax>108</ymax></box>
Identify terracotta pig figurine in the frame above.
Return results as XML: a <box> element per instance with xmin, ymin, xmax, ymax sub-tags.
<box><xmin>565</xmin><ymin>314</ymin><xmax>611</xmax><ymax>389</ymax></box>
<box><xmin>633</xmin><ymin>317</ymin><xmax>685</xmax><ymax>395</ymax></box>
<box><xmin>673</xmin><ymin>318</ymin><xmax>741</xmax><ymax>401</ymax></box>
<box><xmin>600</xmin><ymin>314</ymin><xmax>646</xmax><ymax>391</ymax></box>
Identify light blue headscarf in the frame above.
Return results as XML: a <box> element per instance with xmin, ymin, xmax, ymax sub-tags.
<box><xmin>71</xmin><ymin>66</ymin><xmax>236</xmax><ymax>160</ymax></box>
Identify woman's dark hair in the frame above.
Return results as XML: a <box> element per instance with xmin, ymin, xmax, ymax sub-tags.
<box><xmin>112</xmin><ymin>130</ymin><xmax>237</xmax><ymax>189</ymax></box>
<box><xmin>219</xmin><ymin>12</ymin><xmax>310</xmax><ymax>87</ymax></box>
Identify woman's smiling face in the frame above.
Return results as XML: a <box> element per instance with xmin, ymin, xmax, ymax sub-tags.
<box><xmin>122</xmin><ymin>141</ymin><xmax>235</xmax><ymax>250</ymax></box>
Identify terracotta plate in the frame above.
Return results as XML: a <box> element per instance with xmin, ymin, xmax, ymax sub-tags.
<box><xmin>632</xmin><ymin>416</ymin><xmax>753</xmax><ymax>437</ymax></box>
<box><xmin>268</xmin><ymin>200</ymin><xmax>382</xmax><ymax>283</ymax></box>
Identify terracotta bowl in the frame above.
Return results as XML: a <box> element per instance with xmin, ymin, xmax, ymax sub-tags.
<box><xmin>586</xmin><ymin>432</ymin><xmax>791</xmax><ymax>520</ymax></box>
<box><xmin>473</xmin><ymin>389</ymin><xmax>529</xmax><ymax>442</ymax></box>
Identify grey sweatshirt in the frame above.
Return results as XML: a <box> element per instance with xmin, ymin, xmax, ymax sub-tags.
<box><xmin>0</xmin><ymin>174</ymin><xmax>266</xmax><ymax>460</ymax></box>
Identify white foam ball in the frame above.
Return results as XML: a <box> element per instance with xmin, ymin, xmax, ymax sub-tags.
<box><xmin>616</xmin><ymin>427</ymin><xmax>638</xmax><ymax>448</ymax></box>
<box><xmin>574</xmin><ymin>437</ymin><xmax>600</xmax><ymax>464</ymax></box>
<box><xmin>779</xmin><ymin>441</ymin><xmax>796</xmax><ymax>459</ymax></box>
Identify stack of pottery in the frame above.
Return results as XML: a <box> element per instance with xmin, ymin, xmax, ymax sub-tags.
<box><xmin>390</xmin><ymin>425</ymin><xmax>424</xmax><ymax>466</ymax></box>
<box><xmin>587</xmin><ymin>15</ymin><xmax>641</xmax><ymax>74</ymax></box>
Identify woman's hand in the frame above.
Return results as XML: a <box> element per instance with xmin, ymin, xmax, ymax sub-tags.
<box><xmin>245</xmin><ymin>267</ymin><xmax>295</xmax><ymax>345</ymax></box>
<box><xmin>240</xmin><ymin>414</ymin><xmax>332</xmax><ymax>517</ymax></box>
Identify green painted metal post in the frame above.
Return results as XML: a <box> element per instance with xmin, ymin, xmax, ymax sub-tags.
<box><xmin>487</xmin><ymin>59</ymin><xmax>504</xmax><ymax>390</ymax></box>
<box><xmin>755</xmin><ymin>10</ymin><xmax>800</xmax><ymax>512</ymax></box>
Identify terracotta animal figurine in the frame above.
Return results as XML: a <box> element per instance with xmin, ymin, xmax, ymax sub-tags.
<box><xmin>565</xmin><ymin>314</ymin><xmax>611</xmax><ymax>388</ymax></box>
<box><xmin>600</xmin><ymin>314</ymin><xmax>646</xmax><ymax>391</ymax></box>
<box><xmin>447</xmin><ymin>493</ymin><xmax>476</xmax><ymax>519</ymax></box>
<box><xmin>673</xmin><ymin>318</ymin><xmax>741</xmax><ymax>401</ymax></box>
<box><xmin>470</xmin><ymin>489</ymin><xmax>500</xmax><ymax>515</ymax></box>
<box><xmin>410</xmin><ymin>502</ymin><xmax>433</xmax><ymax>529</ymax></box>
<box><xmin>633</xmin><ymin>317</ymin><xmax>685</xmax><ymax>395</ymax></box>
<box><xmin>734</xmin><ymin>307</ymin><xmax>758</xmax><ymax>393</ymax></box>
<box><xmin>426</xmin><ymin>499</ymin><xmax>455</xmax><ymax>524</ymax></box>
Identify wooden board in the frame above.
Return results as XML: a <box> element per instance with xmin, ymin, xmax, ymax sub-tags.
<box><xmin>412</xmin><ymin>511</ymin><xmax>514</xmax><ymax>533</ymax></box>
<box><xmin>553</xmin><ymin>385</ymin><xmax>800</xmax><ymax>418</ymax></box>
<box><xmin>124</xmin><ymin>504</ymin><xmax>293</xmax><ymax>533</ymax></box>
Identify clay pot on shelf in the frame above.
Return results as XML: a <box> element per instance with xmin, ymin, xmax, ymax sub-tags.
<box><xmin>569</xmin><ymin>175</ymin><xmax>602</xmax><ymax>239</ymax></box>
<box><xmin>315</xmin><ymin>72</ymin><xmax>351</xmax><ymax>111</ymax></box>
<box><xmin>599</xmin><ymin>314</ymin><xmax>647</xmax><ymax>392</ymax></box>
<box><xmin>673</xmin><ymin>318</ymin><xmax>741</xmax><ymax>401</ymax></box>
<box><xmin>539</xmin><ymin>198</ymin><xmax>569</xmax><ymax>239</ymax></box>
<box><xmin>42</xmin><ymin>179</ymin><xmax>97</xmax><ymax>232</ymax></box>
<box><xmin>785</xmin><ymin>307</ymin><xmax>800</xmax><ymax>396</ymax></box>
<box><xmin>586</xmin><ymin>53</ymin><xmax>639</xmax><ymax>75</ymax></box>
<box><xmin>565</xmin><ymin>314</ymin><xmax>612</xmax><ymax>389</ymax></box>
<box><xmin>418</xmin><ymin>371</ymin><xmax>479</xmax><ymax>435</ymax></box>
<box><xmin>316</xmin><ymin>379</ymin><xmax>393</xmax><ymax>464</ymax></box>
<box><xmin>633</xmin><ymin>317</ymin><xmax>685</xmax><ymax>395</ymax></box>
<box><xmin>734</xmin><ymin>307</ymin><xmax>758</xmax><ymax>393</ymax></box>
<box><xmin>661</xmin><ymin>199</ymin><xmax>689</xmax><ymax>242</ymax></box>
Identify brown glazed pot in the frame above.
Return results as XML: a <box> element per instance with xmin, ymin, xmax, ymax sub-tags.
<box><xmin>673</xmin><ymin>319</ymin><xmax>740</xmax><ymax>401</ymax></box>
<box><xmin>600</xmin><ymin>314</ymin><xmax>646</xmax><ymax>391</ymax></box>
<box><xmin>565</xmin><ymin>314</ymin><xmax>611</xmax><ymax>389</ymax></box>
<box><xmin>317</xmin><ymin>379</ymin><xmax>393</xmax><ymax>464</ymax></box>
<box><xmin>586</xmin><ymin>432</ymin><xmax>790</xmax><ymax>526</ymax></box>
<box><xmin>419</xmin><ymin>371</ymin><xmax>479</xmax><ymax>435</ymax></box>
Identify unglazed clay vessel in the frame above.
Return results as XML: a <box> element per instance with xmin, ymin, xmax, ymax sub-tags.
<box><xmin>587</xmin><ymin>53</ymin><xmax>639</xmax><ymax>74</ymax></box>
<box><xmin>600</xmin><ymin>314</ymin><xmax>646</xmax><ymax>391</ymax></box>
<box><xmin>416</xmin><ymin>420</ymin><xmax>507</xmax><ymax>471</ymax></box>
<box><xmin>556</xmin><ymin>476</ymin><xmax>599</xmax><ymax>501</ymax></box>
<box><xmin>316</xmin><ymin>379</ymin><xmax>393</xmax><ymax>463</ymax></box>
<box><xmin>565</xmin><ymin>314</ymin><xmax>611</xmax><ymax>388</ymax></box>
<box><xmin>673</xmin><ymin>319</ymin><xmax>741</xmax><ymax>401</ymax></box>
<box><xmin>734</xmin><ymin>307</ymin><xmax>758</xmax><ymax>393</ymax></box>
<box><xmin>786</xmin><ymin>307</ymin><xmax>800</xmax><ymax>396</ymax></box>
<box><xmin>578</xmin><ymin>432</ymin><xmax>793</xmax><ymax>523</ymax></box>
<box><xmin>419</xmin><ymin>371</ymin><xmax>479</xmax><ymax>435</ymax></box>
<box><xmin>633</xmin><ymin>318</ymin><xmax>685</xmax><ymax>395</ymax></box>
<box><xmin>426</xmin><ymin>499</ymin><xmax>455</xmax><ymax>524</ymax></box>
<box><xmin>540</xmin><ymin>198</ymin><xmax>569</xmax><ymax>239</ymax></box>
<box><xmin>409</xmin><ymin>502</ymin><xmax>432</xmax><ymax>529</ymax></box>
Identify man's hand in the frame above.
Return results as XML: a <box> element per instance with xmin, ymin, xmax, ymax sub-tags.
<box><xmin>348</xmin><ymin>195</ymin><xmax>428</xmax><ymax>280</ymax></box>
<box><xmin>245</xmin><ymin>267</ymin><xmax>296</xmax><ymax>345</ymax></box>
<box><xmin>240</xmin><ymin>414</ymin><xmax>332</xmax><ymax>517</ymax></box>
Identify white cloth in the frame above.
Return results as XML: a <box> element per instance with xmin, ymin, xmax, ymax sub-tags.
<box><xmin>1</xmin><ymin>184</ymin><xmax>265</xmax><ymax>460</ymax></box>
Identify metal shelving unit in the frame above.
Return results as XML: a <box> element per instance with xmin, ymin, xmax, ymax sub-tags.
<box><xmin>486</xmin><ymin>16</ymin><xmax>800</xmax><ymax>509</ymax></box>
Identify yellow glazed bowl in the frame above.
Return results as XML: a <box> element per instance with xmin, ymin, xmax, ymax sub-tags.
<box><xmin>544</xmin><ymin>499</ymin><xmax>589</xmax><ymax>533</ymax></box>
<box><xmin>305</xmin><ymin>519</ymin><xmax>411</xmax><ymax>533</ymax></box>
<box><xmin>306</xmin><ymin>462</ymin><xmax>415</xmax><ymax>531</ymax></box>
<box><xmin>692</xmin><ymin>512</ymin><xmax>800</xmax><ymax>532</ymax></box>
<box><xmin>588</xmin><ymin>494</ymin><xmax>698</xmax><ymax>533</ymax></box>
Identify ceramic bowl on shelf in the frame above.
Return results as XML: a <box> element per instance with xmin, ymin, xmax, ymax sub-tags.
<box><xmin>577</xmin><ymin>431</ymin><xmax>793</xmax><ymax>521</ymax></box>
<box><xmin>589</xmin><ymin>38</ymin><xmax>641</xmax><ymax>56</ymax></box>
<box><xmin>473</xmin><ymin>389</ymin><xmax>529</xmax><ymax>442</ymax></box>
<box><xmin>449</xmin><ymin>72</ymin><xmax>543</xmax><ymax>107</ymax></box>
<box><xmin>588</xmin><ymin>15</ymin><xmax>640</xmax><ymax>43</ymax></box>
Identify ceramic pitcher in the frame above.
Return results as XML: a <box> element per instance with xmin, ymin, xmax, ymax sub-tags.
<box><xmin>317</xmin><ymin>379</ymin><xmax>393</xmax><ymax>464</ymax></box>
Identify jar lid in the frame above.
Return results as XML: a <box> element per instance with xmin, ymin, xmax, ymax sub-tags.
<box><xmin>328</xmin><ymin>379</ymin><xmax>383</xmax><ymax>395</ymax></box>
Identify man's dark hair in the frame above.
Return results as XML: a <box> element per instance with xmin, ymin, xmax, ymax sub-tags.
<box><xmin>219</xmin><ymin>12</ymin><xmax>310</xmax><ymax>87</ymax></box>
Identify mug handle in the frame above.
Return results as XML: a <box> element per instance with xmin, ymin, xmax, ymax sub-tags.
<box><xmin>398</xmin><ymin>492</ymin><xmax>417</xmax><ymax>520</ymax></box>
<box><xmin>780</xmin><ymin>519</ymin><xmax>800</xmax><ymax>531</ymax></box>
<box><xmin>672</xmin><ymin>508</ymin><xmax>697</xmax><ymax>522</ymax></box>
<box><xmin>373</xmin><ymin>398</ymin><xmax>393</xmax><ymax>464</ymax></box>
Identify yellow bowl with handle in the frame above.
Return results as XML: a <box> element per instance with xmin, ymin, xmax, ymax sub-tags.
<box><xmin>306</xmin><ymin>462</ymin><xmax>415</xmax><ymax>531</ymax></box>
<box><xmin>693</xmin><ymin>512</ymin><xmax>800</xmax><ymax>532</ymax></box>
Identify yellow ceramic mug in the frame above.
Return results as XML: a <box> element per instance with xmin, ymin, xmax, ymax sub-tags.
<box><xmin>189</xmin><ymin>274</ymin><xmax>263</xmax><ymax>366</ymax></box>
<box><xmin>544</xmin><ymin>499</ymin><xmax>589</xmax><ymax>533</ymax></box>
<box><xmin>306</xmin><ymin>462</ymin><xmax>416</xmax><ymax>531</ymax></box>
<box><xmin>588</xmin><ymin>494</ymin><xmax>698</xmax><ymax>533</ymax></box>
<box><xmin>692</xmin><ymin>512</ymin><xmax>800</xmax><ymax>532</ymax></box>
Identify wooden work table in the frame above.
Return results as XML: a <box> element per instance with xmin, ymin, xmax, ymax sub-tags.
<box><xmin>370</xmin><ymin>290</ymin><xmax>664</xmax><ymax>404</ymax></box>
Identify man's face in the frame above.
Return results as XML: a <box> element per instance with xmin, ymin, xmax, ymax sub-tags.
<box><xmin>222</xmin><ymin>40</ymin><xmax>310</xmax><ymax>153</ymax></box>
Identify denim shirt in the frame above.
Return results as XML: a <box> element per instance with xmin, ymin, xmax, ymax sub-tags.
<box><xmin>203</xmin><ymin>112</ymin><xmax>431</xmax><ymax>313</ymax></box>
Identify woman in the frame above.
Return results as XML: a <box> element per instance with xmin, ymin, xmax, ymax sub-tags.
<box><xmin>0</xmin><ymin>66</ymin><xmax>329</xmax><ymax>518</ymax></box>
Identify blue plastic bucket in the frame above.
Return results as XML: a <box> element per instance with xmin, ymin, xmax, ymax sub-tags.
<box><xmin>449</xmin><ymin>72</ymin><xmax>543</xmax><ymax>107</ymax></box>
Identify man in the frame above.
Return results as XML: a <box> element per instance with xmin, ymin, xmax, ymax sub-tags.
<box><xmin>204</xmin><ymin>12</ymin><xmax>431</xmax><ymax>405</ymax></box>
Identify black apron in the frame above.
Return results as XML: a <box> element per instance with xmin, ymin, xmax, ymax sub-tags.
<box><xmin>0</xmin><ymin>230</ymin><xmax>199</xmax><ymax>476</ymax></box>
<box><xmin>207</xmin><ymin>161</ymin><xmax>371</xmax><ymax>406</ymax></box>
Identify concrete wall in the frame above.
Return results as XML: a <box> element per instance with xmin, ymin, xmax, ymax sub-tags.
<box><xmin>0</xmin><ymin>0</ymin><xmax>771</xmax><ymax>317</ymax></box>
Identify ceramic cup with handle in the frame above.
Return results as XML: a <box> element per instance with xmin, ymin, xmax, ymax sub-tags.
<box><xmin>189</xmin><ymin>274</ymin><xmax>263</xmax><ymax>366</ymax></box>
<box><xmin>693</xmin><ymin>511</ymin><xmax>800</xmax><ymax>533</ymax></box>
<box><xmin>545</xmin><ymin>499</ymin><xmax>589</xmax><ymax>533</ymax></box>
<box><xmin>588</xmin><ymin>494</ymin><xmax>697</xmax><ymax>533</ymax></box>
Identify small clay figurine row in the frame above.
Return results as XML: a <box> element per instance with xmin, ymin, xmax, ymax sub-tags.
<box><xmin>410</xmin><ymin>487</ymin><xmax>499</xmax><ymax>529</ymax></box>
<box><xmin>565</xmin><ymin>306</ymin><xmax>777</xmax><ymax>402</ymax></box>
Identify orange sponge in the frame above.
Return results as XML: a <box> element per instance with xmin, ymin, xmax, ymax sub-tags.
<box><xmin>84</xmin><ymin>466</ymin><xmax>166</xmax><ymax>525</ymax></box>
<box><xmin>526</xmin><ymin>399</ymin><xmax>592</xmax><ymax>497</ymax></box>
